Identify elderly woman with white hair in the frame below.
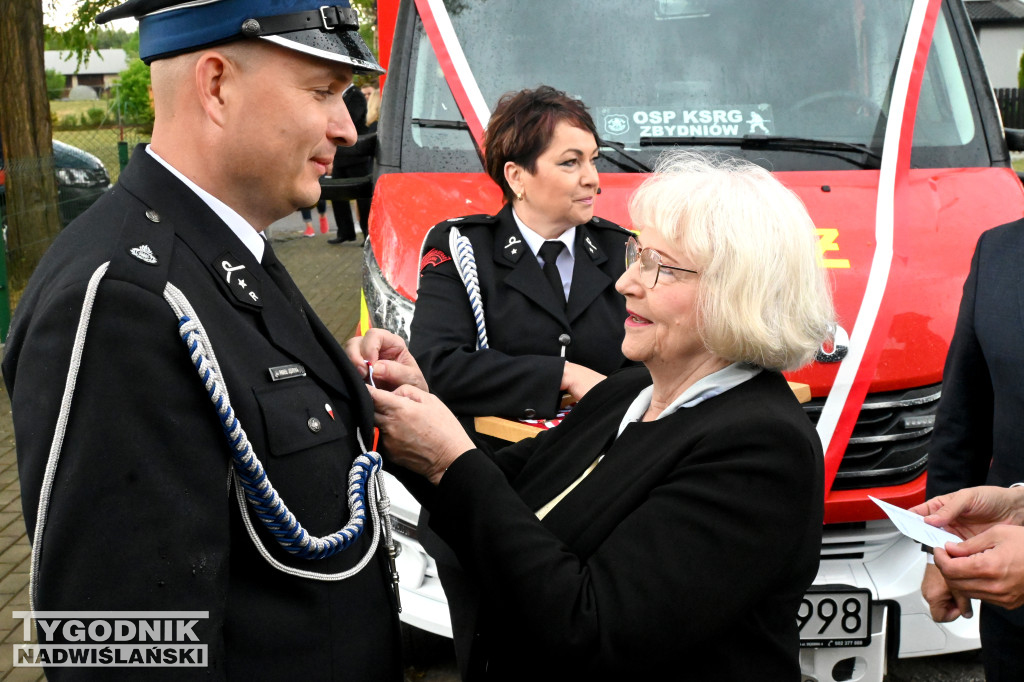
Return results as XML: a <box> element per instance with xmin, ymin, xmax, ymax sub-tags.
<box><xmin>359</xmin><ymin>150</ymin><xmax>834</xmax><ymax>680</ymax></box>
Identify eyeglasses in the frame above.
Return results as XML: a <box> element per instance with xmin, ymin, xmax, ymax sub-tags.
<box><xmin>625</xmin><ymin>236</ymin><xmax>699</xmax><ymax>288</ymax></box>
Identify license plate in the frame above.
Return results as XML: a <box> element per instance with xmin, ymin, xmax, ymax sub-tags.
<box><xmin>798</xmin><ymin>587</ymin><xmax>871</xmax><ymax>648</ymax></box>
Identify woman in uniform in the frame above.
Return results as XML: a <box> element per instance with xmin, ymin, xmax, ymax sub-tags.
<box><xmin>409</xmin><ymin>86</ymin><xmax>632</xmax><ymax>422</ymax></box>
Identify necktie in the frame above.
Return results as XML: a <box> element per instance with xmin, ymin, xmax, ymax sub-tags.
<box><xmin>262</xmin><ymin>240</ymin><xmax>310</xmax><ymax>325</ymax></box>
<box><xmin>538</xmin><ymin>241</ymin><xmax>566</xmax><ymax>307</ymax></box>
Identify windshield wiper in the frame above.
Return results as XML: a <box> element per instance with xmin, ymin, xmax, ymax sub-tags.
<box><xmin>411</xmin><ymin>118</ymin><xmax>470</xmax><ymax>130</ymax></box>
<box><xmin>599</xmin><ymin>139</ymin><xmax>653</xmax><ymax>173</ymax></box>
<box><xmin>639</xmin><ymin>134</ymin><xmax>881</xmax><ymax>168</ymax></box>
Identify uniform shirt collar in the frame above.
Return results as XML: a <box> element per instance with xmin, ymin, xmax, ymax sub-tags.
<box><xmin>512</xmin><ymin>208</ymin><xmax>577</xmax><ymax>298</ymax></box>
<box><xmin>145</xmin><ymin>145</ymin><xmax>266</xmax><ymax>261</ymax></box>
<box><xmin>511</xmin><ymin>207</ymin><xmax>576</xmax><ymax>260</ymax></box>
<box><xmin>617</xmin><ymin>362</ymin><xmax>762</xmax><ymax>437</ymax></box>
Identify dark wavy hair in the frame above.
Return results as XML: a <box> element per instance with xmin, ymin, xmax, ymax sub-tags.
<box><xmin>483</xmin><ymin>86</ymin><xmax>599</xmax><ymax>202</ymax></box>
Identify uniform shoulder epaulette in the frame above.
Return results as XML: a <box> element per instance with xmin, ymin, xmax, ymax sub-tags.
<box><xmin>103</xmin><ymin>204</ymin><xmax>175</xmax><ymax>296</ymax></box>
<box><xmin>423</xmin><ymin>213</ymin><xmax>498</xmax><ymax>250</ymax></box>
<box><xmin>433</xmin><ymin>213</ymin><xmax>499</xmax><ymax>231</ymax></box>
<box><xmin>588</xmin><ymin>216</ymin><xmax>633</xmax><ymax>235</ymax></box>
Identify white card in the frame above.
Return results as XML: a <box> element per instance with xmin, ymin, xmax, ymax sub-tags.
<box><xmin>869</xmin><ymin>496</ymin><xmax>964</xmax><ymax>549</ymax></box>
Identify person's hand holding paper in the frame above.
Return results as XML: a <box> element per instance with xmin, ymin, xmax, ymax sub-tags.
<box><xmin>870</xmin><ymin>496</ymin><xmax>963</xmax><ymax>548</ymax></box>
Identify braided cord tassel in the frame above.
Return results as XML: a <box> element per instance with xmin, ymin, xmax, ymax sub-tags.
<box><xmin>164</xmin><ymin>283</ymin><xmax>379</xmax><ymax>560</ymax></box>
<box><xmin>449</xmin><ymin>227</ymin><xmax>489</xmax><ymax>350</ymax></box>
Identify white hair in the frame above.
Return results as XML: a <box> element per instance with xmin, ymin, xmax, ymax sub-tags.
<box><xmin>628</xmin><ymin>150</ymin><xmax>835</xmax><ymax>371</ymax></box>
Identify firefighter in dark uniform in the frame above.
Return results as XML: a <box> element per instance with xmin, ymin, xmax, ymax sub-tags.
<box><xmin>2</xmin><ymin>1</ymin><xmax>414</xmax><ymax>679</ymax></box>
<box><xmin>410</xmin><ymin>86</ymin><xmax>632</xmax><ymax>422</ymax></box>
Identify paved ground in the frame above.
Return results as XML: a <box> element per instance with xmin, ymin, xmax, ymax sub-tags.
<box><xmin>0</xmin><ymin>209</ymin><xmax>987</xmax><ymax>680</ymax></box>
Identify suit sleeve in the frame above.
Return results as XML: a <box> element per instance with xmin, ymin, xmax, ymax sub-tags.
<box><xmin>927</xmin><ymin>232</ymin><xmax>994</xmax><ymax>497</ymax></box>
<box><xmin>11</xmin><ymin>278</ymin><xmax>231</xmax><ymax>675</ymax></box>
<box><xmin>424</xmin><ymin>405</ymin><xmax>821</xmax><ymax>674</ymax></box>
<box><xmin>409</xmin><ymin>226</ymin><xmax>565</xmax><ymax>418</ymax></box>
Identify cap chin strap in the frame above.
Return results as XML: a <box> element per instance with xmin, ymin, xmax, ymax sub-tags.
<box><xmin>240</xmin><ymin>5</ymin><xmax>359</xmax><ymax>37</ymax></box>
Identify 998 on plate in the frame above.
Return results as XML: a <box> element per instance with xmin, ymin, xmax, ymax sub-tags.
<box><xmin>798</xmin><ymin>586</ymin><xmax>871</xmax><ymax>648</ymax></box>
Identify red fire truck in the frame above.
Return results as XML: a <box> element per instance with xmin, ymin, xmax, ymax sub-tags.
<box><xmin>351</xmin><ymin>1</ymin><xmax>1024</xmax><ymax>679</ymax></box>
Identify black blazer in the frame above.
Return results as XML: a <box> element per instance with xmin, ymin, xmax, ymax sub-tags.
<box><xmin>2</xmin><ymin>147</ymin><xmax>401</xmax><ymax>680</ymax></box>
<box><xmin>408</xmin><ymin>367</ymin><xmax>824</xmax><ymax>681</ymax></box>
<box><xmin>927</xmin><ymin>218</ymin><xmax>1024</xmax><ymax>627</ymax></box>
<box><xmin>409</xmin><ymin>204</ymin><xmax>633</xmax><ymax>419</ymax></box>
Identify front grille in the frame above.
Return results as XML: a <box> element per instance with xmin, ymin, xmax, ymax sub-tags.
<box><xmin>820</xmin><ymin>520</ymin><xmax>902</xmax><ymax>561</ymax></box>
<box><xmin>803</xmin><ymin>384</ymin><xmax>940</xmax><ymax>490</ymax></box>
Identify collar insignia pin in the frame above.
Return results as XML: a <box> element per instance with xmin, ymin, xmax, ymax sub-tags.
<box><xmin>129</xmin><ymin>244</ymin><xmax>158</xmax><ymax>265</ymax></box>
<box><xmin>503</xmin><ymin>235</ymin><xmax>525</xmax><ymax>262</ymax></box>
<box><xmin>221</xmin><ymin>260</ymin><xmax>246</xmax><ymax>283</ymax></box>
<box><xmin>216</xmin><ymin>251</ymin><xmax>262</xmax><ymax>308</ymax></box>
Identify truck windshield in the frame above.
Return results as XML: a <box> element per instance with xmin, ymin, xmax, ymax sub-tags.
<box><xmin>402</xmin><ymin>0</ymin><xmax>987</xmax><ymax>172</ymax></box>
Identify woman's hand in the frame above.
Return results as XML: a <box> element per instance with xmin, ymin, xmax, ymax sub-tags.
<box><xmin>561</xmin><ymin>362</ymin><xmax>605</xmax><ymax>403</ymax></box>
<box><xmin>369</xmin><ymin>384</ymin><xmax>476</xmax><ymax>485</ymax></box>
<box><xmin>344</xmin><ymin>328</ymin><xmax>428</xmax><ymax>391</ymax></box>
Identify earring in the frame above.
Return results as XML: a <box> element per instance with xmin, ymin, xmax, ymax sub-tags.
<box><xmin>515</xmin><ymin>191</ymin><xmax>523</xmax><ymax>201</ymax></box>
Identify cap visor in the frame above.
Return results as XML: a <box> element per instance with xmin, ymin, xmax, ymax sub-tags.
<box><xmin>261</xmin><ymin>30</ymin><xmax>384</xmax><ymax>75</ymax></box>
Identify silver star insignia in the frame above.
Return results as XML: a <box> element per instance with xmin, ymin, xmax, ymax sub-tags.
<box><xmin>238</xmin><ymin>279</ymin><xmax>247</xmax><ymax>289</ymax></box>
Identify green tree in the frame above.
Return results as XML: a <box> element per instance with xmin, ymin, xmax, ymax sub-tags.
<box><xmin>351</xmin><ymin>0</ymin><xmax>379</xmax><ymax>59</ymax></box>
<box><xmin>124</xmin><ymin>30</ymin><xmax>139</xmax><ymax>60</ymax></box>
<box><xmin>94</xmin><ymin>27</ymin><xmax>130</xmax><ymax>49</ymax></box>
<box><xmin>0</xmin><ymin>0</ymin><xmax>65</xmax><ymax>298</ymax></box>
<box><xmin>46</xmin><ymin>25</ymin><xmax>132</xmax><ymax>51</ymax></box>
<box><xmin>45</xmin><ymin>68</ymin><xmax>65</xmax><ymax>99</ymax></box>
<box><xmin>114</xmin><ymin>58</ymin><xmax>153</xmax><ymax>126</ymax></box>
<box><xmin>43</xmin><ymin>1</ymin><xmax>123</xmax><ymax>67</ymax></box>
<box><xmin>1018</xmin><ymin>49</ymin><xmax>1024</xmax><ymax>90</ymax></box>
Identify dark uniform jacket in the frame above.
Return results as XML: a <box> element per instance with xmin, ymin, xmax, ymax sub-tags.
<box><xmin>409</xmin><ymin>203</ymin><xmax>632</xmax><ymax>420</ymax></box>
<box><xmin>2</xmin><ymin>147</ymin><xmax>401</xmax><ymax>680</ymax></box>
<box><xmin>404</xmin><ymin>367</ymin><xmax>824</xmax><ymax>681</ymax></box>
<box><xmin>927</xmin><ymin>218</ymin><xmax>1024</xmax><ymax>630</ymax></box>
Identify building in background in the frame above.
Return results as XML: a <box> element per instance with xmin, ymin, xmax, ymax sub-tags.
<box><xmin>43</xmin><ymin>49</ymin><xmax>128</xmax><ymax>99</ymax></box>
<box><xmin>966</xmin><ymin>0</ymin><xmax>1024</xmax><ymax>88</ymax></box>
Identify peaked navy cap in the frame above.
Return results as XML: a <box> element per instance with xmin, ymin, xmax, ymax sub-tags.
<box><xmin>96</xmin><ymin>0</ymin><xmax>384</xmax><ymax>73</ymax></box>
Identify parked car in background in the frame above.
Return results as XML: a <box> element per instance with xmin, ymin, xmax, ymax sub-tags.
<box><xmin>0</xmin><ymin>137</ymin><xmax>111</xmax><ymax>229</ymax></box>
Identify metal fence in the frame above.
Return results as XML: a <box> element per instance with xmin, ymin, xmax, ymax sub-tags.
<box><xmin>0</xmin><ymin>124</ymin><xmax>151</xmax><ymax>318</ymax></box>
<box><xmin>2</xmin><ymin>124</ymin><xmax>150</xmax><ymax>231</ymax></box>
<box><xmin>995</xmin><ymin>88</ymin><xmax>1024</xmax><ymax>129</ymax></box>
<box><xmin>50</xmin><ymin>124</ymin><xmax>152</xmax><ymax>184</ymax></box>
